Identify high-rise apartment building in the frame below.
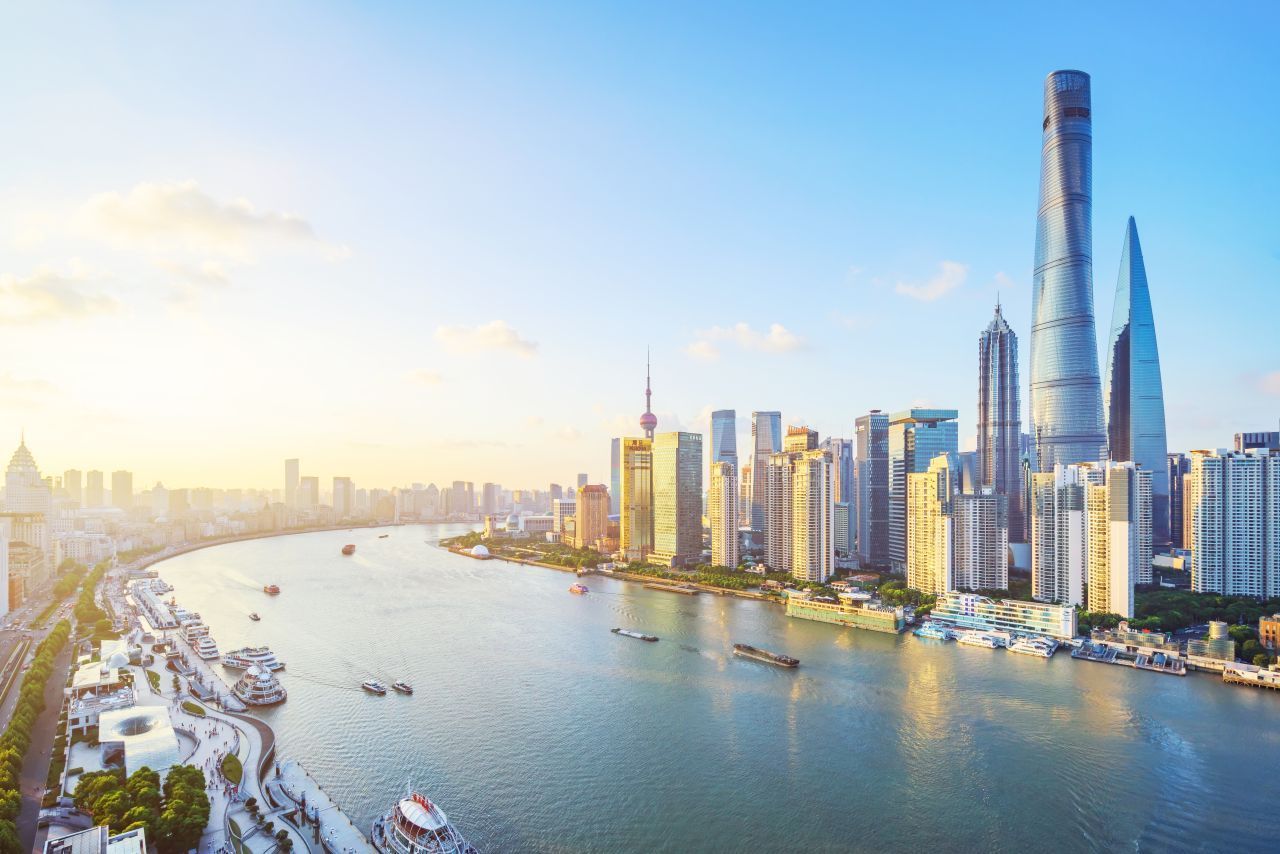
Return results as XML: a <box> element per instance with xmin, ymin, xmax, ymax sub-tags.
<box><xmin>285</xmin><ymin>459</ymin><xmax>299</xmax><ymax>508</ymax></box>
<box><xmin>750</xmin><ymin>412</ymin><xmax>782</xmax><ymax>534</ymax></box>
<box><xmin>855</xmin><ymin>411</ymin><xmax>890</xmax><ymax>568</ymax></box>
<box><xmin>1104</xmin><ymin>217</ymin><xmax>1169</xmax><ymax>545</ymax></box>
<box><xmin>332</xmin><ymin>477</ymin><xmax>354</xmax><ymax>517</ymax></box>
<box><xmin>651</xmin><ymin>432</ymin><xmax>702</xmax><ymax>568</ymax></box>
<box><xmin>738</xmin><ymin>462</ymin><xmax>752</xmax><ymax>528</ymax></box>
<box><xmin>299</xmin><ymin>476</ymin><xmax>319</xmax><ymax>508</ymax></box>
<box><xmin>111</xmin><ymin>471</ymin><xmax>133</xmax><ymax>510</ymax></box>
<box><xmin>619</xmin><ymin>438</ymin><xmax>654</xmax><ymax>563</ymax></box>
<box><xmin>834</xmin><ymin>501</ymin><xmax>851</xmax><ymax>557</ymax></box>
<box><xmin>609</xmin><ymin>439</ymin><xmax>621</xmax><ymax>515</ymax></box>
<box><xmin>1167</xmin><ymin>453</ymin><xmax>1190</xmax><ymax>549</ymax></box>
<box><xmin>978</xmin><ymin>303</ymin><xmax>1025</xmax><ymax>541</ymax></box>
<box><xmin>1187</xmin><ymin>449</ymin><xmax>1280</xmax><ymax>598</ymax></box>
<box><xmin>906</xmin><ymin>454</ymin><xmax>955</xmax><ymax>596</ymax></box>
<box><xmin>1085</xmin><ymin>462</ymin><xmax>1152</xmax><ymax>618</ymax></box>
<box><xmin>85</xmin><ymin>470</ymin><xmax>105</xmax><ymax>508</ymax></box>
<box><xmin>574</xmin><ymin>484</ymin><xmax>609</xmax><ymax>550</ymax></box>
<box><xmin>63</xmin><ymin>469</ymin><xmax>82</xmax><ymax>506</ymax></box>
<box><xmin>709</xmin><ymin>461</ymin><xmax>738</xmax><ymax>569</ymax></box>
<box><xmin>765</xmin><ymin>452</ymin><xmax>794</xmax><ymax>573</ymax></box>
<box><xmin>889</xmin><ymin>409</ymin><xmax>958</xmax><ymax>572</ymax></box>
<box><xmin>954</xmin><ymin>491</ymin><xmax>1009</xmax><ymax>591</ymax></box>
<box><xmin>790</xmin><ymin>449</ymin><xmax>834</xmax><ymax>583</ymax></box>
<box><xmin>1030</xmin><ymin>463</ymin><xmax>1103</xmax><ymax>607</ymax></box>
<box><xmin>1029</xmin><ymin>69</ymin><xmax>1106</xmax><ymax>471</ymax></box>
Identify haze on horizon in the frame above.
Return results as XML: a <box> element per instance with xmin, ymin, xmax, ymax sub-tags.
<box><xmin>1</xmin><ymin>3</ymin><xmax>1276</xmax><ymax>490</ymax></box>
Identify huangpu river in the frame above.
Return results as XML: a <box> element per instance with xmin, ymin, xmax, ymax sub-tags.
<box><xmin>155</xmin><ymin>524</ymin><xmax>1278</xmax><ymax>852</ymax></box>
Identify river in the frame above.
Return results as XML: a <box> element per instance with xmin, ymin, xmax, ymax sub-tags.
<box><xmin>153</xmin><ymin>524</ymin><xmax>1277</xmax><ymax>852</ymax></box>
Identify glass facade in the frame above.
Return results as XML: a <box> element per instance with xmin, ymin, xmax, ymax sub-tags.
<box><xmin>1030</xmin><ymin>70</ymin><xmax>1106</xmax><ymax>471</ymax></box>
<box><xmin>931</xmin><ymin>593</ymin><xmax>1077</xmax><ymax>640</ymax></box>
<box><xmin>855</xmin><ymin>411</ymin><xmax>889</xmax><ymax>567</ymax></box>
<box><xmin>978</xmin><ymin>303</ymin><xmax>1025</xmax><ymax>541</ymax></box>
<box><xmin>750</xmin><ymin>411</ymin><xmax>782</xmax><ymax>533</ymax></box>
<box><xmin>1104</xmin><ymin>217</ymin><xmax>1169</xmax><ymax>545</ymax></box>
<box><xmin>889</xmin><ymin>409</ymin><xmax>958</xmax><ymax>571</ymax></box>
<box><xmin>651</xmin><ymin>431</ymin><xmax>703</xmax><ymax>567</ymax></box>
<box><xmin>619</xmin><ymin>437</ymin><xmax>653</xmax><ymax>562</ymax></box>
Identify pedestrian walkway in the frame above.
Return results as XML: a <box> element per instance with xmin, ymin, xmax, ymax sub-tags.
<box><xmin>268</xmin><ymin>759</ymin><xmax>374</xmax><ymax>854</ymax></box>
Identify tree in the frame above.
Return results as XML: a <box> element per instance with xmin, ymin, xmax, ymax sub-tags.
<box><xmin>0</xmin><ymin>819</ymin><xmax>22</xmax><ymax>854</ymax></box>
<box><xmin>1253</xmin><ymin>653</ymin><xmax>1272</xmax><ymax>668</ymax></box>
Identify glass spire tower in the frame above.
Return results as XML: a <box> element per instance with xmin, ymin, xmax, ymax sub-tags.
<box><xmin>1029</xmin><ymin>70</ymin><xmax>1106</xmax><ymax>471</ymax></box>
<box><xmin>1104</xmin><ymin>217</ymin><xmax>1169</xmax><ymax>545</ymax></box>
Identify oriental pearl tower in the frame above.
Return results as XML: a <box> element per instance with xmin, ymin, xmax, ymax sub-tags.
<box><xmin>640</xmin><ymin>350</ymin><xmax>657</xmax><ymax>440</ymax></box>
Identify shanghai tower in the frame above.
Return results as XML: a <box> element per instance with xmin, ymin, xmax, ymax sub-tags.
<box><xmin>1104</xmin><ymin>217</ymin><xmax>1169</xmax><ymax>544</ymax></box>
<box><xmin>1029</xmin><ymin>70</ymin><xmax>1106</xmax><ymax>471</ymax></box>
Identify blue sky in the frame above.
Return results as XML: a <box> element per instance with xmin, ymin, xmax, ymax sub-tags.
<box><xmin>0</xmin><ymin>3</ymin><xmax>1276</xmax><ymax>488</ymax></box>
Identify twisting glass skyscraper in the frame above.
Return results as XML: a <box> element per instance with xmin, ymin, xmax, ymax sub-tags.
<box><xmin>978</xmin><ymin>302</ymin><xmax>1024</xmax><ymax>541</ymax></box>
<box><xmin>1029</xmin><ymin>70</ymin><xmax>1106</xmax><ymax>471</ymax></box>
<box><xmin>1104</xmin><ymin>217</ymin><xmax>1169</xmax><ymax>544</ymax></box>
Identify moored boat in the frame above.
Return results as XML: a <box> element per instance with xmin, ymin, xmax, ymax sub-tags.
<box><xmin>569</xmin><ymin>583</ymin><xmax>589</xmax><ymax>595</ymax></box>
<box><xmin>232</xmin><ymin>664</ymin><xmax>287</xmax><ymax>706</ymax></box>
<box><xmin>956</xmin><ymin>630</ymin><xmax>1005</xmax><ymax>649</ymax></box>
<box><xmin>371</xmin><ymin>788</ymin><xmax>477</xmax><ymax>854</ymax></box>
<box><xmin>222</xmin><ymin>645</ymin><xmax>285</xmax><ymax>671</ymax></box>
<box><xmin>913</xmin><ymin>622</ymin><xmax>952</xmax><ymax>641</ymax></box>
<box><xmin>194</xmin><ymin>636</ymin><xmax>220</xmax><ymax>660</ymax></box>
<box><xmin>1007</xmin><ymin>637</ymin><xmax>1057</xmax><ymax>658</ymax></box>
<box><xmin>363</xmin><ymin>679</ymin><xmax>388</xmax><ymax>695</ymax></box>
<box><xmin>733</xmin><ymin>643</ymin><xmax>799</xmax><ymax>668</ymax></box>
<box><xmin>612</xmin><ymin>628</ymin><xmax>659</xmax><ymax>642</ymax></box>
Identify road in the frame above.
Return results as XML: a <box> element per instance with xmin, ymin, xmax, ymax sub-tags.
<box><xmin>16</xmin><ymin>641</ymin><xmax>73</xmax><ymax>851</ymax></box>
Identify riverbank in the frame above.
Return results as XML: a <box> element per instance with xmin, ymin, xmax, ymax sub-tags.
<box><xmin>130</xmin><ymin>522</ymin><xmax>406</xmax><ymax>574</ymax></box>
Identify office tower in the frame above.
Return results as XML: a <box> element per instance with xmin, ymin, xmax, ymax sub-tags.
<box><xmin>834</xmin><ymin>502</ymin><xmax>851</xmax><ymax>557</ymax></box>
<box><xmin>609</xmin><ymin>439</ymin><xmax>621</xmax><ymax>515</ymax></box>
<box><xmin>790</xmin><ymin>449</ymin><xmax>834</xmax><ymax>583</ymax></box>
<box><xmin>1029</xmin><ymin>69</ymin><xmax>1106</xmax><ymax>471</ymax></box>
<box><xmin>1085</xmin><ymin>462</ymin><xmax>1152</xmax><ymax>618</ymax></box>
<box><xmin>906</xmin><ymin>454</ymin><xmax>955</xmax><ymax>596</ymax></box>
<box><xmin>750</xmin><ymin>412</ymin><xmax>782</xmax><ymax>534</ymax></box>
<box><xmin>957</xmin><ymin>451</ymin><xmax>980</xmax><ymax>495</ymax></box>
<box><xmin>639</xmin><ymin>352</ymin><xmax>657</xmax><ymax>440</ymax></box>
<box><xmin>85</xmin><ymin>470</ymin><xmax>105</xmax><ymax>508</ymax></box>
<box><xmin>1104</xmin><ymin>217</ymin><xmax>1169</xmax><ymax>545</ymax></box>
<box><xmin>4</xmin><ymin>438</ymin><xmax>51</xmax><ymax>514</ymax></box>
<box><xmin>651</xmin><ymin>432</ymin><xmax>703</xmax><ymax>568</ymax></box>
<box><xmin>63</xmin><ymin>469</ymin><xmax>82</xmax><ymax>506</ymax></box>
<box><xmin>954</xmin><ymin>491</ymin><xmax>1009</xmax><ymax>591</ymax></box>
<box><xmin>620</xmin><ymin>438</ymin><xmax>654</xmax><ymax>563</ymax></box>
<box><xmin>573</xmin><ymin>485</ymin><xmax>609</xmax><ymax>550</ymax></box>
<box><xmin>710</xmin><ymin>410</ymin><xmax>737</xmax><ymax>469</ymax></box>
<box><xmin>821</xmin><ymin>437</ymin><xmax>854</xmax><ymax>505</ymax></box>
<box><xmin>576</xmin><ymin>473</ymin><xmax>588</xmax><ymax>489</ymax></box>
<box><xmin>1031</xmin><ymin>463</ymin><xmax>1102</xmax><ymax>606</ymax></box>
<box><xmin>889</xmin><ymin>409</ymin><xmax>958</xmax><ymax>572</ymax></box>
<box><xmin>299</xmin><ymin>476</ymin><xmax>319</xmax><ymax>508</ymax></box>
<box><xmin>1167</xmin><ymin>453</ymin><xmax>1190</xmax><ymax>549</ymax></box>
<box><xmin>855</xmin><ymin>411</ymin><xmax>890</xmax><ymax>567</ymax></box>
<box><xmin>709</xmin><ymin>461</ymin><xmax>738</xmax><ymax>569</ymax></box>
<box><xmin>481</xmin><ymin>482</ymin><xmax>500</xmax><ymax>516</ymax></box>
<box><xmin>110</xmin><ymin>471</ymin><xmax>133</xmax><ymax>510</ymax></box>
<box><xmin>285</xmin><ymin>459</ymin><xmax>300</xmax><ymax>508</ymax></box>
<box><xmin>1235</xmin><ymin>431</ymin><xmax>1280</xmax><ymax>453</ymax></box>
<box><xmin>552</xmin><ymin>497</ymin><xmax>577</xmax><ymax>536</ymax></box>
<box><xmin>1187</xmin><ymin>449</ymin><xmax>1280</xmax><ymax>598</ymax></box>
<box><xmin>977</xmin><ymin>302</ymin><xmax>1025</xmax><ymax>541</ymax></box>
<box><xmin>332</xmin><ymin>477</ymin><xmax>353</xmax><ymax>517</ymax></box>
<box><xmin>783</xmin><ymin>426</ymin><xmax>818</xmax><ymax>453</ymax></box>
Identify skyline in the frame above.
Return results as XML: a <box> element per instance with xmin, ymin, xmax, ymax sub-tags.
<box><xmin>2</xmin><ymin>5</ymin><xmax>1278</xmax><ymax>488</ymax></box>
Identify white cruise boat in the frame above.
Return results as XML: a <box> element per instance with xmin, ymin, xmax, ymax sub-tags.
<box><xmin>372</xmin><ymin>788</ymin><xmax>477</xmax><ymax>854</ymax></box>
<box><xmin>221</xmin><ymin>646</ymin><xmax>285</xmax><ymax>671</ymax></box>
<box><xmin>955</xmin><ymin>630</ymin><xmax>1004</xmax><ymax>649</ymax></box>
<box><xmin>1007</xmin><ymin>637</ymin><xmax>1057</xmax><ymax>658</ymax></box>
<box><xmin>231</xmin><ymin>664</ymin><xmax>287</xmax><ymax>706</ymax></box>
<box><xmin>194</xmin><ymin>636</ymin><xmax>220</xmax><ymax>659</ymax></box>
<box><xmin>182</xmin><ymin>623</ymin><xmax>209</xmax><ymax>643</ymax></box>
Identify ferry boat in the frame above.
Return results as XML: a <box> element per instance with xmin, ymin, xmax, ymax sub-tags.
<box><xmin>342</xmin><ymin>544</ymin><xmax>357</xmax><ymax>555</ymax></box>
<box><xmin>378</xmin><ymin>534</ymin><xmax>390</xmax><ymax>539</ymax></box>
<box><xmin>913</xmin><ymin>623</ymin><xmax>952</xmax><ymax>641</ymax></box>
<box><xmin>392</xmin><ymin>680</ymin><xmax>414</xmax><ymax>695</ymax></box>
<box><xmin>363</xmin><ymin>680</ymin><xmax>388</xmax><ymax>695</ymax></box>
<box><xmin>955</xmin><ymin>630</ymin><xmax>1005</xmax><ymax>649</ymax></box>
<box><xmin>371</xmin><ymin>788</ymin><xmax>477</xmax><ymax>854</ymax></box>
<box><xmin>1007</xmin><ymin>637</ymin><xmax>1057</xmax><ymax>658</ymax></box>
<box><xmin>733</xmin><ymin>643</ymin><xmax>799</xmax><ymax>668</ymax></box>
<box><xmin>249</xmin><ymin>612</ymin><xmax>261</xmax><ymax>621</ymax></box>
<box><xmin>222</xmin><ymin>646</ymin><xmax>286</xmax><ymax>671</ymax></box>
<box><xmin>194</xmin><ymin>636</ymin><xmax>220</xmax><ymax>660</ymax></box>
<box><xmin>263</xmin><ymin>584</ymin><xmax>281</xmax><ymax>595</ymax></box>
<box><xmin>569</xmin><ymin>583</ymin><xmax>589</xmax><ymax>595</ymax></box>
<box><xmin>612</xmin><ymin>628</ymin><xmax>659</xmax><ymax>642</ymax></box>
<box><xmin>231</xmin><ymin>664</ymin><xmax>287</xmax><ymax>706</ymax></box>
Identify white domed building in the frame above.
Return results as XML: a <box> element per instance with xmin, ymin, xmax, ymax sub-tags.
<box><xmin>469</xmin><ymin>545</ymin><xmax>491</xmax><ymax>560</ymax></box>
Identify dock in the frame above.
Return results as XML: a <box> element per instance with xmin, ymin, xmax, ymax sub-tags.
<box><xmin>643</xmin><ymin>582</ymin><xmax>700</xmax><ymax>595</ymax></box>
<box><xmin>1223</xmin><ymin>666</ymin><xmax>1280</xmax><ymax>691</ymax></box>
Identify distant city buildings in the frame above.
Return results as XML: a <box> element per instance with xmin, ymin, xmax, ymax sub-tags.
<box><xmin>650</xmin><ymin>432</ymin><xmax>702</xmax><ymax>568</ymax></box>
<box><xmin>110</xmin><ymin>471</ymin><xmax>133</xmax><ymax>510</ymax></box>
<box><xmin>85</xmin><ymin>470</ymin><xmax>104</xmax><ymax>508</ymax></box>
<box><xmin>284</xmin><ymin>458</ymin><xmax>299</xmax><ymax>508</ymax></box>
<box><xmin>709</xmin><ymin>461</ymin><xmax>738</xmax><ymax>569</ymax></box>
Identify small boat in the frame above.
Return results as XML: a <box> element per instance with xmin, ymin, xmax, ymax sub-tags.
<box><xmin>956</xmin><ymin>630</ymin><xmax>1004</xmax><ymax>649</ymax></box>
<box><xmin>612</xmin><ymin>628</ymin><xmax>659</xmax><ymax>642</ymax></box>
<box><xmin>248</xmin><ymin>613</ymin><xmax>261</xmax><ymax>622</ymax></box>
<box><xmin>569</xmin><ymin>583</ymin><xmax>589</xmax><ymax>595</ymax></box>
<box><xmin>263</xmin><ymin>584</ymin><xmax>280</xmax><ymax>595</ymax></box>
<box><xmin>913</xmin><ymin>622</ymin><xmax>951</xmax><ymax>640</ymax></box>
<box><xmin>362</xmin><ymin>680</ymin><xmax>387</xmax><ymax>695</ymax></box>
<box><xmin>342</xmin><ymin>544</ymin><xmax>356</xmax><ymax>555</ymax></box>
<box><xmin>222</xmin><ymin>646</ymin><xmax>286</xmax><ymax>671</ymax></box>
<box><xmin>378</xmin><ymin>534</ymin><xmax>389</xmax><ymax>539</ymax></box>
<box><xmin>1007</xmin><ymin>637</ymin><xmax>1058</xmax><ymax>658</ymax></box>
<box><xmin>733</xmin><ymin>643</ymin><xmax>799</xmax><ymax>668</ymax></box>
<box><xmin>391</xmin><ymin>680</ymin><xmax>414</xmax><ymax>694</ymax></box>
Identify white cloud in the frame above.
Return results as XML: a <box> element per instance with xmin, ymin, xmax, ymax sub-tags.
<box><xmin>556</xmin><ymin>426</ymin><xmax>583</xmax><ymax>442</ymax></box>
<box><xmin>894</xmin><ymin>260</ymin><xmax>967</xmax><ymax>302</ymax></box>
<box><xmin>688</xmin><ymin>322</ymin><xmax>805</xmax><ymax>358</ymax></box>
<box><xmin>1257</xmin><ymin>371</ymin><xmax>1280</xmax><ymax>397</ymax></box>
<box><xmin>79</xmin><ymin>181</ymin><xmax>346</xmax><ymax>260</ymax></box>
<box><xmin>435</xmin><ymin>320</ymin><xmax>538</xmax><ymax>358</ymax></box>
<box><xmin>0</xmin><ymin>263</ymin><xmax>118</xmax><ymax>324</ymax></box>
<box><xmin>407</xmin><ymin>369</ymin><xmax>444</xmax><ymax>386</ymax></box>
<box><xmin>154</xmin><ymin>259</ymin><xmax>231</xmax><ymax>288</ymax></box>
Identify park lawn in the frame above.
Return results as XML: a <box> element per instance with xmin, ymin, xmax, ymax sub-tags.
<box><xmin>182</xmin><ymin>700</ymin><xmax>206</xmax><ymax>717</ymax></box>
<box><xmin>222</xmin><ymin>753</ymin><xmax>243</xmax><ymax>785</ymax></box>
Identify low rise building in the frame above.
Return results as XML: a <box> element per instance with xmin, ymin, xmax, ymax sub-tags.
<box><xmin>785</xmin><ymin>592</ymin><xmax>905</xmax><ymax>634</ymax></box>
<box><xmin>1260</xmin><ymin>613</ymin><xmax>1280</xmax><ymax>651</ymax></box>
<box><xmin>44</xmin><ymin>825</ymin><xmax>147</xmax><ymax>854</ymax></box>
<box><xmin>1089</xmin><ymin>622</ymin><xmax>1182</xmax><ymax>657</ymax></box>
<box><xmin>930</xmin><ymin>592</ymin><xmax>1077</xmax><ymax>640</ymax></box>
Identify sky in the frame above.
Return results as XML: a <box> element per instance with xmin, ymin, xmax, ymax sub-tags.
<box><xmin>1</xmin><ymin>2</ymin><xmax>1277</xmax><ymax>491</ymax></box>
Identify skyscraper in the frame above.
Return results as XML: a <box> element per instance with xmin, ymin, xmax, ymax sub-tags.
<box><xmin>285</xmin><ymin>459</ymin><xmax>299</xmax><ymax>508</ymax></box>
<box><xmin>978</xmin><ymin>302</ymin><xmax>1025</xmax><ymax>542</ymax></box>
<box><xmin>906</xmin><ymin>454</ymin><xmax>954</xmax><ymax>596</ymax></box>
<box><xmin>889</xmin><ymin>409</ymin><xmax>958</xmax><ymax>573</ymax></box>
<box><xmin>609</xmin><ymin>438</ymin><xmax>621</xmax><ymax>516</ymax></box>
<box><xmin>1167</xmin><ymin>453</ymin><xmax>1189</xmax><ymax>549</ymax></box>
<box><xmin>765</xmin><ymin>448</ymin><xmax>833</xmax><ymax>582</ymax></box>
<box><xmin>333</xmin><ymin>477</ymin><xmax>354</xmax><ymax>517</ymax></box>
<box><xmin>300</xmin><ymin>476</ymin><xmax>319</xmax><ymax>507</ymax></box>
<box><xmin>4</xmin><ymin>438</ymin><xmax>50</xmax><ymax>514</ymax></box>
<box><xmin>855</xmin><ymin>411</ymin><xmax>889</xmax><ymax>568</ymax></box>
<box><xmin>651</xmin><ymin>432</ymin><xmax>702</xmax><ymax>568</ymax></box>
<box><xmin>750</xmin><ymin>411</ymin><xmax>782</xmax><ymax>534</ymax></box>
<box><xmin>639</xmin><ymin>352</ymin><xmax>657</xmax><ymax>440</ymax></box>
<box><xmin>1235</xmin><ymin>431</ymin><xmax>1280</xmax><ymax>453</ymax></box>
<box><xmin>1104</xmin><ymin>217</ymin><xmax>1169</xmax><ymax>545</ymax></box>
<box><xmin>1085</xmin><ymin>462</ymin><xmax>1152</xmax><ymax>618</ymax></box>
<box><xmin>111</xmin><ymin>470</ymin><xmax>133</xmax><ymax>510</ymax></box>
<box><xmin>709</xmin><ymin>461</ymin><xmax>738</xmax><ymax>569</ymax></box>
<box><xmin>820</xmin><ymin>437</ymin><xmax>854</xmax><ymax>505</ymax></box>
<box><xmin>63</xmin><ymin>469</ymin><xmax>82</xmax><ymax>506</ymax></box>
<box><xmin>573</xmin><ymin>484</ymin><xmax>609</xmax><ymax>550</ymax></box>
<box><xmin>710</xmin><ymin>410</ymin><xmax>737</xmax><ymax>471</ymax></box>
<box><xmin>620</xmin><ymin>438</ymin><xmax>654</xmax><ymax>563</ymax></box>
<box><xmin>954</xmin><ymin>491</ymin><xmax>1009</xmax><ymax>591</ymax></box>
<box><xmin>576</xmin><ymin>473</ymin><xmax>588</xmax><ymax>489</ymax></box>
<box><xmin>1031</xmin><ymin>463</ymin><xmax>1102</xmax><ymax>606</ymax></box>
<box><xmin>1029</xmin><ymin>69</ymin><xmax>1106</xmax><ymax>471</ymax></box>
<box><xmin>85</xmin><ymin>470</ymin><xmax>104</xmax><ymax>508</ymax></box>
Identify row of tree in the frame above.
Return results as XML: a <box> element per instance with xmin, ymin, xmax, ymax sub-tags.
<box><xmin>73</xmin><ymin>563</ymin><xmax>111</xmax><ymax>627</ymax></box>
<box><xmin>74</xmin><ymin>765</ymin><xmax>210</xmax><ymax>853</ymax></box>
<box><xmin>0</xmin><ymin>619</ymin><xmax>73</xmax><ymax>854</ymax></box>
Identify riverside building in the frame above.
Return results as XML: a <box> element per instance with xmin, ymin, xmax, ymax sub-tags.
<box><xmin>785</xmin><ymin>592</ymin><xmax>905</xmax><ymax>634</ymax></box>
<box><xmin>930</xmin><ymin>592</ymin><xmax>1077</xmax><ymax>640</ymax></box>
<box><xmin>906</xmin><ymin>453</ymin><xmax>955</xmax><ymax>595</ymax></box>
<box><xmin>651</xmin><ymin>432</ymin><xmax>702</xmax><ymax>568</ymax></box>
<box><xmin>766</xmin><ymin>446</ymin><xmax>834</xmax><ymax>583</ymax></box>
<box><xmin>619</xmin><ymin>438</ymin><xmax>653</xmax><ymax>562</ymax></box>
<box><xmin>1085</xmin><ymin>462</ymin><xmax>1152</xmax><ymax>619</ymax></box>
<box><xmin>1030</xmin><ymin>463</ymin><xmax>1102</xmax><ymax>607</ymax></box>
<box><xmin>854</xmin><ymin>410</ymin><xmax>890</xmax><ymax>568</ymax></box>
<box><xmin>889</xmin><ymin>409</ymin><xmax>958</xmax><ymax>573</ymax></box>
<box><xmin>709</xmin><ymin>461</ymin><xmax>738</xmax><ymax>569</ymax></box>
<box><xmin>1187</xmin><ymin>448</ymin><xmax>1280</xmax><ymax>598</ymax></box>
